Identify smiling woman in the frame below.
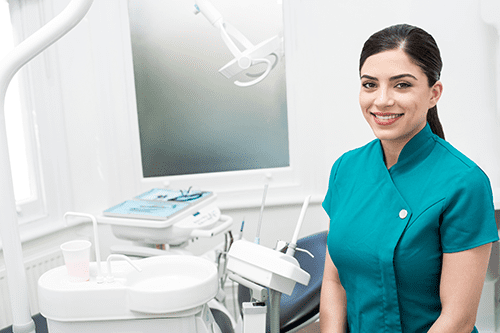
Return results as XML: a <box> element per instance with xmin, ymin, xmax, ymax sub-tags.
<box><xmin>359</xmin><ymin>49</ymin><xmax>443</xmax><ymax>168</ymax></box>
<box><xmin>320</xmin><ymin>24</ymin><xmax>499</xmax><ymax>333</ymax></box>
<box><xmin>359</xmin><ymin>23</ymin><xmax>446</xmax><ymax>142</ymax></box>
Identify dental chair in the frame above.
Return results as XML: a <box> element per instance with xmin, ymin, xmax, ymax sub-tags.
<box><xmin>237</xmin><ymin>231</ymin><xmax>327</xmax><ymax>332</ymax></box>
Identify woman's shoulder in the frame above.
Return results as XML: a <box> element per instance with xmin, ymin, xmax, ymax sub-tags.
<box><xmin>433</xmin><ymin>137</ymin><xmax>486</xmax><ymax>175</ymax></box>
<box><xmin>327</xmin><ymin>139</ymin><xmax>380</xmax><ymax>179</ymax></box>
<box><xmin>431</xmin><ymin>137</ymin><xmax>491</xmax><ymax>188</ymax></box>
<box><xmin>339</xmin><ymin>138</ymin><xmax>380</xmax><ymax>162</ymax></box>
<box><xmin>433</xmin><ymin>137</ymin><xmax>476</xmax><ymax>169</ymax></box>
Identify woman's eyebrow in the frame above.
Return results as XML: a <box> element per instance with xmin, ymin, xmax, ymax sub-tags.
<box><xmin>360</xmin><ymin>74</ymin><xmax>377</xmax><ymax>81</ymax></box>
<box><xmin>360</xmin><ymin>74</ymin><xmax>418</xmax><ymax>81</ymax></box>
<box><xmin>390</xmin><ymin>73</ymin><xmax>418</xmax><ymax>81</ymax></box>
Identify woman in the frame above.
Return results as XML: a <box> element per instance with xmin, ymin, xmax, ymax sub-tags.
<box><xmin>320</xmin><ymin>24</ymin><xmax>499</xmax><ymax>333</ymax></box>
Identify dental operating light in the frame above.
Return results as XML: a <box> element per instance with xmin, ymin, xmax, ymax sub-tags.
<box><xmin>193</xmin><ymin>0</ymin><xmax>284</xmax><ymax>87</ymax></box>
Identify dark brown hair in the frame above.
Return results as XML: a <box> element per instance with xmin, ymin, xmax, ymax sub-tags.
<box><xmin>359</xmin><ymin>24</ymin><xmax>445</xmax><ymax>139</ymax></box>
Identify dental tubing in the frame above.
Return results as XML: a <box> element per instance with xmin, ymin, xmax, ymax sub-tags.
<box><xmin>0</xmin><ymin>1</ymin><xmax>94</xmax><ymax>332</ymax></box>
<box><xmin>286</xmin><ymin>195</ymin><xmax>311</xmax><ymax>257</ymax></box>
<box><xmin>254</xmin><ymin>183</ymin><xmax>269</xmax><ymax>244</ymax></box>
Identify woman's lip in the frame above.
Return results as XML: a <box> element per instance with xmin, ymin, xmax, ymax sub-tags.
<box><xmin>371</xmin><ymin>112</ymin><xmax>404</xmax><ymax>125</ymax></box>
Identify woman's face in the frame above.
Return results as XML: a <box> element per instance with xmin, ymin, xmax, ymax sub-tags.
<box><xmin>359</xmin><ymin>49</ymin><xmax>442</xmax><ymax>144</ymax></box>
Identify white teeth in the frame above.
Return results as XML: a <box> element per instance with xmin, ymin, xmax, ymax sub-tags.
<box><xmin>374</xmin><ymin>114</ymin><xmax>403</xmax><ymax>120</ymax></box>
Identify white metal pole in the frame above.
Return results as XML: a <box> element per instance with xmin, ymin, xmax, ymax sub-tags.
<box><xmin>286</xmin><ymin>195</ymin><xmax>311</xmax><ymax>257</ymax></box>
<box><xmin>0</xmin><ymin>0</ymin><xmax>93</xmax><ymax>332</ymax></box>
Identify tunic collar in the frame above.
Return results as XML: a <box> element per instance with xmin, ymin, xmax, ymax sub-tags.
<box><xmin>381</xmin><ymin>123</ymin><xmax>436</xmax><ymax>173</ymax></box>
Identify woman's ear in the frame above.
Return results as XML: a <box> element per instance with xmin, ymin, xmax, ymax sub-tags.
<box><xmin>429</xmin><ymin>81</ymin><xmax>443</xmax><ymax>108</ymax></box>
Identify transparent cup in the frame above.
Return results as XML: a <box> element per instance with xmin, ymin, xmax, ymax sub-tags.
<box><xmin>60</xmin><ymin>240</ymin><xmax>91</xmax><ymax>282</ymax></box>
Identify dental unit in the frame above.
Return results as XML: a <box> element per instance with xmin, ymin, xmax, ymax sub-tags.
<box><xmin>38</xmin><ymin>214</ymin><xmax>223</xmax><ymax>332</ymax></box>
<box><xmin>226</xmin><ymin>195</ymin><xmax>313</xmax><ymax>333</ymax></box>
<box><xmin>0</xmin><ymin>0</ymin><xmax>318</xmax><ymax>331</ymax></box>
<box><xmin>37</xmin><ymin>189</ymin><xmax>235</xmax><ymax>332</ymax></box>
<box><xmin>36</xmin><ymin>191</ymin><xmax>315</xmax><ymax>333</ymax></box>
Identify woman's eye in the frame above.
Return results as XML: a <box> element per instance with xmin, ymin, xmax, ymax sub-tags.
<box><xmin>362</xmin><ymin>82</ymin><xmax>376</xmax><ymax>89</ymax></box>
<box><xmin>395</xmin><ymin>82</ymin><xmax>411</xmax><ymax>89</ymax></box>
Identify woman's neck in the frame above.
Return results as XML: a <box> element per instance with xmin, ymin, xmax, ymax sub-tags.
<box><xmin>379</xmin><ymin>121</ymin><xmax>427</xmax><ymax>169</ymax></box>
<box><xmin>381</xmin><ymin>139</ymin><xmax>407</xmax><ymax>169</ymax></box>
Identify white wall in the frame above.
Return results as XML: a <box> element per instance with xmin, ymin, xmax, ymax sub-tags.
<box><xmin>286</xmin><ymin>0</ymin><xmax>500</xmax><ymax>195</ymax></box>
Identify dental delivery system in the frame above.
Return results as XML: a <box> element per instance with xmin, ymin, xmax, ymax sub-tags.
<box><xmin>40</xmin><ymin>194</ymin><xmax>234</xmax><ymax>333</ymax></box>
<box><xmin>227</xmin><ymin>195</ymin><xmax>313</xmax><ymax>333</ymax></box>
<box><xmin>193</xmin><ymin>0</ymin><xmax>284</xmax><ymax>87</ymax></box>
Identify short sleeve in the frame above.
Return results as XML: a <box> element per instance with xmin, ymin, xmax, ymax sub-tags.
<box><xmin>322</xmin><ymin>155</ymin><xmax>344</xmax><ymax>219</ymax></box>
<box><xmin>440</xmin><ymin>166</ymin><xmax>499</xmax><ymax>253</ymax></box>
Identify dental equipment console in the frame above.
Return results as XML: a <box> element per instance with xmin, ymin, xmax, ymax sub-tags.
<box><xmin>97</xmin><ymin>188</ymin><xmax>233</xmax><ymax>256</ymax></box>
<box><xmin>39</xmin><ymin>199</ymin><xmax>233</xmax><ymax>333</ymax></box>
<box><xmin>38</xmin><ymin>250</ymin><xmax>224</xmax><ymax>333</ymax></box>
<box><xmin>38</xmin><ymin>188</ymin><xmax>314</xmax><ymax>333</ymax></box>
<box><xmin>226</xmin><ymin>196</ymin><xmax>313</xmax><ymax>333</ymax></box>
<box><xmin>0</xmin><ymin>0</ymin><xmax>281</xmax><ymax>330</ymax></box>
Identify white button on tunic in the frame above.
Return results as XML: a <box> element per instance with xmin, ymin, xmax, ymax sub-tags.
<box><xmin>399</xmin><ymin>209</ymin><xmax>408</xmax><ymax>219</ymax></box>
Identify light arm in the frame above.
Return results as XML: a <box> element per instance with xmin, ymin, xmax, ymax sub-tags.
<box><xmin>428</xmin><ymin>243</ymin><xmax>492</xmax><ymax>333</ymax></box>
<box><xmin>320</xmin><ymin>246</ymin><xmax>348</xmax><ymax>333</ymax></box>
<box><xmin>193</xmin><ymin>0</ymin><xmax>283</xmax><ymax>87</ymax></box>
<box><xmin>0</xmin><ymin>1</ymin><xmax>93</xmax><ymax>332</ymax></box>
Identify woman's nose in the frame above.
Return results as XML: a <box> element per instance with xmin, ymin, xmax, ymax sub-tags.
<box><xmin>374</xmin><ymin>87</ymin><xmax>394</xmax><ymax>108</ymax></box>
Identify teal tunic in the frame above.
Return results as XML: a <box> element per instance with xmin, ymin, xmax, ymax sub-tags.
<box><xmin>322</xmin><ymin>124</ymin><xmax>499</xmax><ymax>333</ymax></box>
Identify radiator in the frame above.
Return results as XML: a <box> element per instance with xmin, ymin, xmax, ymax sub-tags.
<box><xmin>0</xmin><ymin>247</ymin><xmax>64</xmax><ymax>329</ymax></box>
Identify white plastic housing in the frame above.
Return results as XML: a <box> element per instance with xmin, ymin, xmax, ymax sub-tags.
<box><xmin>227</xmin><ymin>240</ymin><xmax>310</xmax><ymax>296</ymax></box>
<box><xmin>38</xmin><ymin>255</ymin><xmax>218</xmax><ymax>321</ymax></box>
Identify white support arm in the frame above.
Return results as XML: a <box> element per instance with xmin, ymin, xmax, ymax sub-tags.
<box><xmin>0</xmin><ymin>1</ymin><xmax>93</xmax><ymax>332</ymax></box>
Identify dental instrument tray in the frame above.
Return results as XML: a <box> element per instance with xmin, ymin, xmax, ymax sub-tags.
<box><xmin>97</xmin><ymin>189</ymin><xmax>232</xmax><ymax>245</ymax></box>
<box><xmin>102</xmin><ymin>188</ymin><xmax>216</xmax><ymax>222</ymax></box>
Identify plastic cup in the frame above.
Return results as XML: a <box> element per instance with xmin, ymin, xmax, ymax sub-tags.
<box><xmin>60</xmin><ymin>240</ymin><xmax>91</xmax><ymax>282</ymax></box>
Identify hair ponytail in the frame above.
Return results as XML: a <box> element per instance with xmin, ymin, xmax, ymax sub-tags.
<box><xmin>427</xmin><ymin>106</ymin><xmax>445</xmax><ymax>140</ymax></box>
